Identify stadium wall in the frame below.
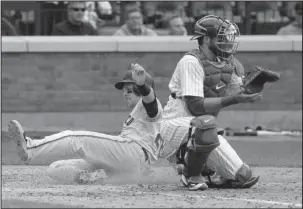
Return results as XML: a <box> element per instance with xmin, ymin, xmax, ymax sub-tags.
<box><xmin>2</xmin><ymin>36</ymin><xmax>302</xmax><ymax>112</ymax></box>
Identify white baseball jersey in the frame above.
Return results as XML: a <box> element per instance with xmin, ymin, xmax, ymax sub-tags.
<box><xmin>163</xmin><ymin>54</ymin><xmax>243</xmax><ymax>120</ymax></box>
<box><xmin>25</xmin><ymin>98</ymin><xmax>163</xmax><ymax>169</ymax></box>
<box><xmin>163</xmin><ymin>54</ymin><xmax>205</xmax><ymax>120</ymax></box>
<box><xmin>120</xmin><ymin>98</ymin><xmax>163</xmax><ymax>163</ymax></box>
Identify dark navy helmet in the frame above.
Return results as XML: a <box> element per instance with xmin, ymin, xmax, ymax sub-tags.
<box><xmin>115</xmin><ymin>69</ymin><xmax>154</xmax><ymax>96</ymax></box>
<box><xmin>191</xmin><ymin>15</ymin><xmax>240</xmax><ymax>60</ymax></box>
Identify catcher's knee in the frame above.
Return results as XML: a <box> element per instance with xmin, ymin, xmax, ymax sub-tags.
<box><xmin>190</xmin><ymin>115</ymin><xmax>220</xmax><ymax>148</ymax></box>
<box><xmin>176</xmin><ymin>115</ymin><xmax>219</xmax><ymax>165</ymax></box>
<box><xmin>235</xmin><ymin>163</ymin><xmax>253</xmax><ymax>183</ymax></box>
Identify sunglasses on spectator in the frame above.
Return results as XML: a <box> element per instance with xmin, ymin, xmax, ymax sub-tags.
<box><xmin>70</xmin><ymin>8</ymin><xmax>86</xmax><ymax>12</ymax></box>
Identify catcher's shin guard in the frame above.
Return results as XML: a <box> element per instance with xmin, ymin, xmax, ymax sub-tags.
<box><xmin>186</xmin><ymin>143</ymin><xmax>219</xmax><ymax>177</ymax></box>
<box><xmin>176</xmin><ymin>116</ymin><xmax>220</xmax><ymax>189</ymax></box>
<box><xmin>186</xmin><ymin>116</ymin><xmax>220</xmax><ymax>180</ymax></box>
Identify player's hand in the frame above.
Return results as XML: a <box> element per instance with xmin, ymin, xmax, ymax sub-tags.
<box><xmin>235</xmin><ymin>92</ymin><xmax>263</xmax><ymax>103</ymax></box>
<box><xmin>131</xmin><ymin>63</ymin><xmax>146</xmax><ymax>86</ymax></box>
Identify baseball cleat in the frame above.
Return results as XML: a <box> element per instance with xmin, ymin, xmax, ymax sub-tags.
<box><xmin>188</xmin><ymin>181</ymin><xmax>208</xmax><ymax>191</ymax></box>
<box><xmin>177</xmin><ymin>164</ymin><xmax>190</xmax><ymax>187</ymax></box>
<box><xmin>207</xmin><ymin>175</ymin><xmax>260</xmax><ymax>189</ymax></box>
<box><xmin>187</xmin><ymin>176</ymin><xmax>208</xmax><ymax>191</ymax></box>
<box><xmin>180</xmin><ymin>174</ymin><xmax>189</xmax><ymax>187</ymax></box>
<box><xmin>8</xmin><ymin>120</ymin><xmax>28</xmax><ymax>161</ymax></box>
<box><xmin>178</xmin><ymin>164</ymin><xmax>215</xmax><ymax>188</ymax></box>
<box><xmin>75</xmin><ymin>169</ymin><xmax>106</xmax><ymax>185</ymax></box>
<box><xmin>235</xmin><ymin>175</ymin><xmax>260</xmax><ymax>189</ymax></box>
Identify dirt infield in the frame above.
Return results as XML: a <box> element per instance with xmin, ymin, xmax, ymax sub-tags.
<box><xmin>1</xmin><ymin>112</ymin><xmax>302</xmax><ymax>207</ymax></box>
<box><xmin>2</xmin><ymin>165</ymin><xmax>302</xmax><ymax>208</ymax></box>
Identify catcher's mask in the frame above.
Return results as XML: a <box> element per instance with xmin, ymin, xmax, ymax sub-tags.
<box><xmin>191</xmin><ymin>15</ymin><xmax>240</xmax><ymax>61</ymax></box>
<box><xmin>114</xmin><ymin>69</ymin><xmax>154</xmax><ymax>96</ymax></box>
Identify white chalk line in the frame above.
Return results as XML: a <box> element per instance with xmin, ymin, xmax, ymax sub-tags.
<box><xmin>2</xmin><ymin>195</ymin><xmax>97</xmax><ymax>208</ymax></box>
<box><xmin>3</xmin><ymin>186</ymin><xmax>302</xmax><ymax>208</ymax></box>
<box><xmin>98</xmin><ymin>186</ymin><xmax>302</xmax><ymax>208</ymax></box>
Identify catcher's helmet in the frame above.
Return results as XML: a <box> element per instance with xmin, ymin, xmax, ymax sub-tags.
<box><xmin>115</xmin><ymin>69</ymin><xmax>154</xmax><ymax>96</ymax></box>
<box><xmin>191</xmin><ymin>15</ymin><xmax>240</xmax><ymax>60</ymax></box>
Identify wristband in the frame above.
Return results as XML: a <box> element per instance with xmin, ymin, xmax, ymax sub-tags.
<box><xmin>136</xmin><ymin>84</ymin><xmax>151</xmax><ymax>96</ymax></box>
<box><xmin>221</xmin><ymin>96</ymin><xmax>239</xmax><ymax>107</ymax></box>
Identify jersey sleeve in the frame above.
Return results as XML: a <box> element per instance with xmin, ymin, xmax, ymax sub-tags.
<box><xmin>178</xmin><ymin>59</ymin><xmax>205</xmax><ymax>97</ymax></box>
<box><xmin>145</xmin><ymin>98</ymin><xmax>163</xmax><ymax>122</ymax></box>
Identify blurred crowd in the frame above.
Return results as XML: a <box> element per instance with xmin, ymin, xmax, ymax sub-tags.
<box><xmin>1</xmin><ymin>1</ymin><xmax>302</xmax><ymax>36</ymax></box>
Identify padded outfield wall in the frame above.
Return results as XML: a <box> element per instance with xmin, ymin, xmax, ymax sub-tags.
<box><xmin>1</xmin><ymin>36</ymin><xmax>302</xmax><ymax>112</ymax></box>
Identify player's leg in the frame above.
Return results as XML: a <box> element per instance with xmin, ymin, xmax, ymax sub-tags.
<box><xmin>177</xmin><ymin>132</ymin><xmax>259</xmax><ymax>189</ymax></box>
<box><xmin>160</xmin><ymin>116</ymin><xmax>213</xmax><ymax>189</ymax></box>
<box><xmin>162</xmin><ymin>116</ymin><xmax>220</xmax><ymax>191</ymax></box>
<box><xmin>206</xmin><ymin>135</ymin><xmax>260</xmax><ymax>188</ymax></box>
<box><xmin>71</xmin><ymin>131</ymin><xmax>146</xmax><ymax>175</ymax></box>
<box><xmin>8</xmin><ymin>120</ymin><xmax>89</xmax><ymax>164</ymax></box>
<box><xmin>183</xmin><ymin>115</ymin><xmax>220</xmax><ymax>191</ymax></box>
<box><xmin>8</xmin><ymin>120</ymin><xmax>29</xmax><ymax>161</ymax></box>
<box><xmin>46</xmin><ymin>159</ymin><xmax>106</xmax><ymax>184</ymax></box>
<box><xmin>159</xmin><ymin>117</ymin><xmax>193</xmax><ymax>160</ymax></box>
<box><xmin>8</xmin><ymin>120</ymin><xmax>146</xmax><ymax>175</ymax></box>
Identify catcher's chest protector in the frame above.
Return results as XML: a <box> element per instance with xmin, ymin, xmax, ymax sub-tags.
<box><xmin>185</xmin><ymin>49</ymin><xmax>236</xmax><ymax>98</ymax></box>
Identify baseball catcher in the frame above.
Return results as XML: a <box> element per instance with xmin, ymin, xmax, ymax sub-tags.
<box><xmin>161</xmin><ymin>15</ymin><xmax>280</xmax><ymax>191</ymax></box>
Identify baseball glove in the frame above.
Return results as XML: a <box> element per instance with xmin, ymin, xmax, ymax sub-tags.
<box><xmin>243</xmin><ymin>65</ymin><xmax>280</xmax><ymax>94</ymax></box>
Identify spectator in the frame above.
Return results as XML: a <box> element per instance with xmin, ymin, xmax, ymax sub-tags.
<box><xmin>113</xmin><ymin>8</ymin><xmax>157</xmax><ymax>36</ymax></box>
<box><xmin>96</xmin><ymin>1</ymin><xmax>113</xmax><ymax>20</ymax></box>
<box><xmin>41</xmin><ymin>1</ymin><xmax>67</xmax><ymax>35</ymax></box>
<box><xmin>168</xmin><ymin>15</ymin><xmax>187</xmax><ymax>36</ymax></box>
<box><xmin>84</xmin><ymin>1</ymin><xmax>107</xmax><ymax>33</ymax></box>
<box><xmin>277</xmin><ymin>2</ymin><xmax>302</xmax><ymax>35</ymax></box>
<box><xmin>52</xmin><ymin>1</ymin><xmax>98</xmax><ymax>35</ymax></box>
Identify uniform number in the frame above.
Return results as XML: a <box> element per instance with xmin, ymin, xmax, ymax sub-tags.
<box><xmin>124</xmin><ymin>115</ymin><xmax>134</xmax><ymax>126</ymax></box>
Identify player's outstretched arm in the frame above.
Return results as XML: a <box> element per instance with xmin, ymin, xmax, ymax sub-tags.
<box><xmin>131</xmin><ymin>63</ymin><xmax>158</xmax><ymax>118</ymax></box>
<box><xmin>178</xmin><ymin>59</ymin><xmax>262</xmax><ymax>116</ymax></box>
<box><xmin>184</xmin><ymin>93</ymin><xmax>262</xmax><ymax>116</ymax></box>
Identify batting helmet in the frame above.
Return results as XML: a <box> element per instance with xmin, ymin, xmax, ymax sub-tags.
<box><xmin>115</xmin><ymin>70</ymin><xmax>154</xmax><ymax>96</ymax></box>
<box><xmin>191</xmin><ymin>15</ymin><xmax>240</xmax><ymax>60</ymax></box>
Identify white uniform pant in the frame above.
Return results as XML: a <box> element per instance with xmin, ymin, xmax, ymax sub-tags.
<box><xmin>160</xmin><ymin>118</ymin><xmax>244</xmax><ymax>180</ymax></box>
<box><xmin>26</xmin><ymin>130</ymin><xmax>146</xmax><ymax>174</ymax></box>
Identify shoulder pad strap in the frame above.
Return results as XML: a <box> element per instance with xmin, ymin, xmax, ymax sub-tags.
<box><xmin>185</xmin><ymin>49</ymin><xmax>209</xmax><ymax>67</ymax></box>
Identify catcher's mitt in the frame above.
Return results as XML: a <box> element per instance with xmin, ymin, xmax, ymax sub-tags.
<box><xmin>243</xmin><ymin>65</ymin><xmax>280</xmax><ymax>94</ymax></box>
